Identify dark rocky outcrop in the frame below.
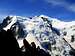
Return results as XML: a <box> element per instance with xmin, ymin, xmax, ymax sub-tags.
<box><xmin>0</xmin><ymin>29</ymin><xmax>51</xmax><ymax>56</ymax></box>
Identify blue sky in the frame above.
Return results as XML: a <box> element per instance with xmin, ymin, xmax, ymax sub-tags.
<box><xmin>0</xmin><ymin>0</ymin><xmax>75</xmax><ymax>22</ymax></box>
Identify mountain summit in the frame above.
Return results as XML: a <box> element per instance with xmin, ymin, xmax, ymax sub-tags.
<box><xmin>0</xmin><ymin>15</ymin><xmax>75</xmax><ymax>56</ymax></box>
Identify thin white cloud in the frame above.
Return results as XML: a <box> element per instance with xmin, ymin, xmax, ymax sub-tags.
<box><xmin>45</xmin><ymin>0</ymin><xmax>67</xmax><ymax>6</ymax></box>
<box><xmin>68</xmin><ymin>4</ymin><xmax>75</xmax><ymax>12</ymax></box>
<box><xmin>44</xmin><ymin>0</ymin><xmax>75</xmax><ymax>12</ymax></box>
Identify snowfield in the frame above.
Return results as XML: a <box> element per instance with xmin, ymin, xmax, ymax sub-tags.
<box><xmin>0</xmin><ymin>15</ymin><xmax>75</xmax><ymax>56</ymax></box>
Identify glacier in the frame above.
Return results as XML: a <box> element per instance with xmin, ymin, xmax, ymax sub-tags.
<box><xmin>0</xmin><ymin>15</ymin><xmax>75</xmax><ymax>56</ymax></box>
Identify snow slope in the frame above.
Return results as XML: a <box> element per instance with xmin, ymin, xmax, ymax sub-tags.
<box><xmin>0</xmin><ymin>15</ymin><xmax>75</xmax><ymax>56</ymax></box>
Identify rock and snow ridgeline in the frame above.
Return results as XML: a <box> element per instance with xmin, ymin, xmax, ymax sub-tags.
<box><xmin>0</xmin><ymin>15</ymin><xmax>75</xmax><ymax>56</ymax></box>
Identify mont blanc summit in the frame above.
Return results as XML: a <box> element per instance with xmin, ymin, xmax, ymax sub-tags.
<box><xmin>0</xmin><ymin>15</ymin><xmax>75</xmax><ymax>56</ymax></box>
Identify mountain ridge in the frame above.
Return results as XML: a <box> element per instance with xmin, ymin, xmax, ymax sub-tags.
<box><xmin>0</xmin><ymin>15</ymin><xmax>75</xmax><ymax>56</ymax></box>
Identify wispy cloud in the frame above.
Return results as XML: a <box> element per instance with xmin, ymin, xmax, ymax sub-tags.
<box><xmin>69</xmin><ymin>4</ymin><xmax>75</xmax><ymax>12</ymax></box>
<box><xmin>45</xmin><ymin>0</ymin><xmax>67</xmax><ymax>5</ymax></box>
<box><xmin>44</xmin><ymin>0</ymin><xmax>75</xmax><ymax>12</ymax></box>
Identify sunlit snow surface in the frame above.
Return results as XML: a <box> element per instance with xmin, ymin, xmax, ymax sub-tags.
<box><xmin>2</xmin><ymin>15</ymin><xmax>75</xmax><ymax>56</ymax></box>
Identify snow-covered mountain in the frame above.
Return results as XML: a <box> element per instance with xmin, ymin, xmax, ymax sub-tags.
<box><xmin>0</xmin><ymin>15</ymin><xmax>75</xmax><ymax>56</ymax></box>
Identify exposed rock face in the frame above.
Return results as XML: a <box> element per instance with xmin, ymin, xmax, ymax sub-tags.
<box><xmin>0</xmin><ymin>15</ymin><xmax>75</xmax><ymax>56</ymax></box>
